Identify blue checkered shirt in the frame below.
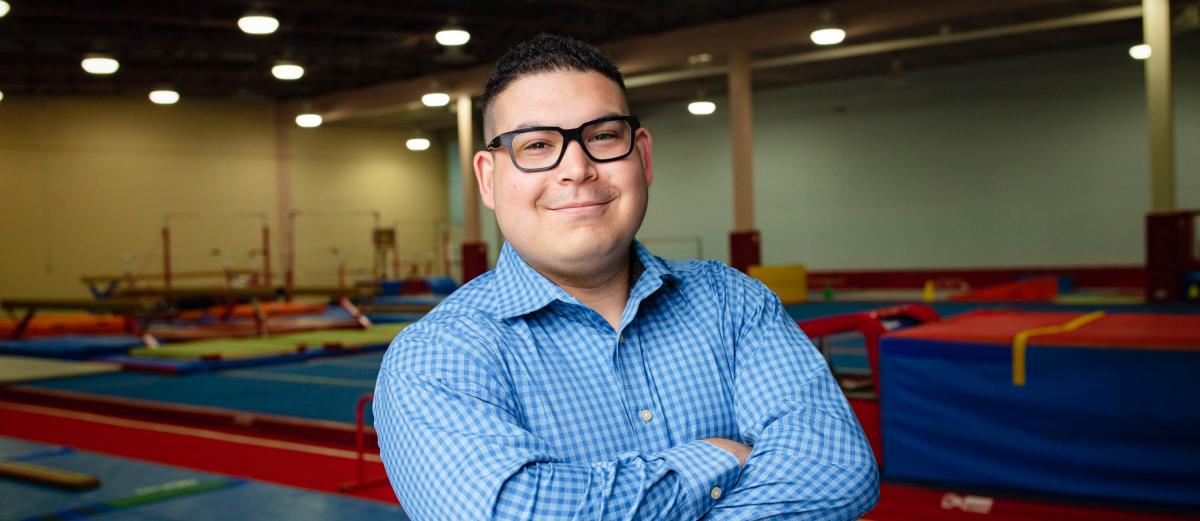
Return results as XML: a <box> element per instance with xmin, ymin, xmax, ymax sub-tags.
<box><xmin>374</xmin><ymin>242</ymin><xmax>878</xmax><ymax>520</ymax></box>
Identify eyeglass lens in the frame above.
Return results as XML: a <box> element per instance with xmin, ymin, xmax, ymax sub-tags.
<box><xmin>511</xmin><ymin>119</ymin><xmax>633</xmax><ymax>170</ymax></box>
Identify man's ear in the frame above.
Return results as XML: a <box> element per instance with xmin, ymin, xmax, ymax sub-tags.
<box><xmin>474</xmin><ymin>150</ymin><xmax>496</xmax><ymax>210</ymax></box>
<box><xmin>636</xmin><ymin>128</ymin><xmax>654</xmax><ymax>187</ymax></box>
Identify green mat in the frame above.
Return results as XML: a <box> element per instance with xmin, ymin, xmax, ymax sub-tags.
<box><xmin>273</xmin><ymin>323</ymin><xmax>408</xmax><ymax>347</ymax></box>
<box><xmin>130</xmin><ymin>324</ymin><xmax>408</xmax><ymax>361</ymax></box>
<box><xmin>130</xmin><ymin>337</ymin><xmax>300</xmax><ymax>360</ymax></box>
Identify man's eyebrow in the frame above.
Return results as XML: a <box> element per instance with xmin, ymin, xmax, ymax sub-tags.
<box><xmin>509</xmin><ymin>113</ymin><xmax>625</xmax><ymax>132</ymax></box>
<box><xmin>510</xmin><ymin>121</ymin><xmax>550</xmax><ymax>131</ymax></box>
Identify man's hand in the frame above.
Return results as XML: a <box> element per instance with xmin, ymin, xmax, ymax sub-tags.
<box><xmin>703</xmin><ymin>438</ymin><xmax>752</xmax><ymax>466</ymax></box>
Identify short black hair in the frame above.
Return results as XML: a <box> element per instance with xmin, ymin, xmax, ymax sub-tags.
<box><xmin>481</xmin><ymin>33</ymin><xmax>627</xmax><ymax>140</ymax></box>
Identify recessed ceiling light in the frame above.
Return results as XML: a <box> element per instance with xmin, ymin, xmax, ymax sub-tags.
<box><xmin>0</xmin><ymin>90</ymin><xmax>5</xmax><ymax>103</ymax></box>
<box><xmin>1129</xmin><ymin>43</ymin><xmax>1152</xmax><ymax>60</ymax></box>
<box><xmin>688</xmin><ymin>100</ymin><xmax>716</xmax><ymax>116</ymax></box>
<box><xmin>421</xmin><ymin>92</ymin><xmax>450</xmax><ymax>107</ymax></box>
<box><xmin>810</xmin><ymin>28</ymin><xmax>846</xmax><ymax>46</ymax></box>
<box><xmin>0</xmin><ymin>1</ymin><xmax>11</xmax><ymax>18</ymax></box>
<box><xmin>149</xmin><ymin>87</ymin><xmax>180</xmax><ymax>105</ymax></box>
<box><xmin>81</xmin><ymin>53</ymin><xmax>120</xmax><ymax>75</ymax></box>
<box><xmin>435</xmin><ymin>21</ymin><xmax>470</xmax><ymax>47</ymax></box>
<box><xmin>272</xmin><ymin>61</ymin><xmax>304</xmax><ymax>80</ymax></box>
<box><xmin>238</xmin><ymin>11</ymin><xmax>279</xmax><ymax>35</ymax></box>
<box><xmin>811</xmin><ymin>9</ymin><xmax>846</xmax><ymax>46</ymax></box>
<box><xmin>295</xmin><ymin>113</ymin><xmax>323</xmax><ymax>128</ymax></box>
<box><xmin>406</xmin><ymin>137</ymin><xmax>431</xmax><ymax>151</ymax></box>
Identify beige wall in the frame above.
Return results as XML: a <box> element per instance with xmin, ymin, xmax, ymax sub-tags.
<box><xmin>289</xmin><ymin>124</ymin><xmax>447</xmax><ymax>286</ymax></box>
<box><xmin>0</xmin><ymin>97</ymin><xmax>447</xmax><ymax>298</ymax></box>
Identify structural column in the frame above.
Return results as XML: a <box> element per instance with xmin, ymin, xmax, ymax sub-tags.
<box><xmin>1144</xmin><ymin>0</ymin><xmax>1174</xmax><ymax>212</ymax></box>
<box><xmin>727</xmin><ymin>49</ymin><xmax>760</xmax><ymax>272</ymax></box>
<box><xmin>458</xmin><ymin>94</ymin><xmax>488</xmax><ymax>282</ymax></box>
<box><xmin>274</xmin><ymin>104</ymin><xmax>293</xmax><ymax>291</ymax></box>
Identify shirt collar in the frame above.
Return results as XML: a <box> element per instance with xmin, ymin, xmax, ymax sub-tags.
<box><xmin>489</xmin><ymin>240</ymin><xmax>677</xmax><ymax>320</ymax></box>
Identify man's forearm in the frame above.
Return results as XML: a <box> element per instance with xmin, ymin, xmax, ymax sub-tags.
<box><xmin>378</xmin><ymin>371</ymin><xmax>745</xmax><ymax>520</ymax></box>
<box><xmin>704</xmin><ymin>406</ymin><xmax>879</xmax><ymax>520</ymax></box>
<box><xmin>703</xmin><ymin>438</ymin><xmax>752</xmax><ymax>466</ymax></box>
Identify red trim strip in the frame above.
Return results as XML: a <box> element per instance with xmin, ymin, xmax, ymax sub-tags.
<box><xmin>0</xmin><ymin>385</ymin><xmax>375</xmax><ymax>450</ymax></box>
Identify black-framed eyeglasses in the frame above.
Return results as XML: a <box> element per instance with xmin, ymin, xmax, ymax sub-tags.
<box><xmin>486</xmin><ymin>115</ymin><xmax>641</xmax><ymax>173</ymax></box>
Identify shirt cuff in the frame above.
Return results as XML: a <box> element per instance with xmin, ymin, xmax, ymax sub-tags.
<box><xmin>660</xmin><ymin>440</ymin><xmax>743</xmax><ymax>518</ymax></box>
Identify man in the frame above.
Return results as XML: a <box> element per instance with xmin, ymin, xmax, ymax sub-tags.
<box><xmin>374</xmin><ymin>33</ymin><xmax>878</xmax><ymax>520</ymax></box>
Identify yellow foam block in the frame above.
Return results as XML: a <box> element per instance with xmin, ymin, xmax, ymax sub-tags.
<box><xmin>748</xmin><ymin>264</ymin><xmax>808</xmax><ymax>304</ymax></box>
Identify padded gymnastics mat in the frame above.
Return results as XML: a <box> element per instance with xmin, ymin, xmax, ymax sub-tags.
<box><xmin>880</xmin><ymin>310</ymin><xmax>1200</xmax><ymax>508</ymax></box>
<box><xmin>0</xmin><ymin>355</ymin><xmax>120</xmax><ymax>383</ymax></box>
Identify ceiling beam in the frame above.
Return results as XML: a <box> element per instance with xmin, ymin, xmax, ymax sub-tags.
<box><xmin>624</xmin><ymin>5</ymin><xmax>1143</xmax><ymax>88</ymax></box>
<box><xmin>284</xmin><ymin>0</ymin><xmax>1093</xmax><ymax>122</ymax></box>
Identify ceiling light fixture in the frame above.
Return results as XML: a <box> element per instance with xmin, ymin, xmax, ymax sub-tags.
<box><xmin>81</xmin><ymin>53</ymin><xmax>120</xmax><ymax>75</ymax></box>
<box><xmin>295</xmin><ymin>113</ymin><xmax>323</xmax><ymax>128</ymax></box>
<box><xmin>435</xmin><ymin>20</ymin><xmax>470</xmax><ymax>46</ymax></box>
<box><xmin>422</xmin><ymin>92</ymin><xmax>450</xmax><ymax>107</ymax></box>
<box><xmin>272</xmin><ymin>60</ymin><xmax>304</xmax><ymax>80</ymax></box>
<box><xmin>149</xmin><ymin>86</ymin><xmax>180</xmax><ymax>105</ymax></box>
<box><xmin>687</xmin><ymin>53</ymin><xmax>713</xmax><ymax>67</ymax></box>
<box><xmin>406</xmin><ymin>134</ymin><xmax>431</xmax><ymax>151</ymax></box>
<box><xmin>688</xmin><ymin>100</ymin><xmax>716</xmax><ymax>116</ymax></box>
<box><xmin>238</xmin><ymin>10</ymin><xmax>280</xmax><ymax>35</ymax></box>
<box><xmin>0</xmin><ymin>1</ymin><xmax>11</xmax><ymax>18</ymax></box>
<box><xmin>0</xmin><ymin>90</ymin><xmax>5</xmax><ymax>103</ymax></box>
<box><xmin>810</xmin><ymin>27</ymin><xmax>846</xmax><ymax>46</ymax></box>
<box><xmin>1129</xmin><ymin>43</ymin><xmax>1152</xmax><ymax>60</ymax></box>
<box><xmin>810</xmin><ymin>9</ymin><xmax>846</xmax><ymax>46</ymax></box>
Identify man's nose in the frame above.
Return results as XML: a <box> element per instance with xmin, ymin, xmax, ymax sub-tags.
<box><xmin>555</xmin><ymin>139</ymin><xmax>597</xmax><ymax>184</ymax></box>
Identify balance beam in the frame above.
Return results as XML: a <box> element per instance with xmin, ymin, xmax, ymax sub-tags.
<box><xmin>0</xmin><ymin>298</ymin><xmax>154</xmax><ymax>339</ymax></box>
<box><xmin>0</xmin><ymin>460</ymin><xmax>101</xmax><ymax>490</ymax></box>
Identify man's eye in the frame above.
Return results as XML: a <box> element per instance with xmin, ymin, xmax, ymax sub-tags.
<box><xmin>523</xmin><ymin>141</ymin><xmax>552</xmax><ymax>151</ymax></box>
<box><xmin>589</xmin><ymin>132</ymin><xmax>617</xmax><ymax>142</ymax></box>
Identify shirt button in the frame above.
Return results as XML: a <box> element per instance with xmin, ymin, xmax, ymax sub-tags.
<box><xmin>710</xmin><ymin>486</ymin><xmax>722</xmax><ymax>499</ymax></box>
<box><xmin>618</xmin><ymin>334</ymin><xmax>625</xmax><ymax>343</ymax></box>
<box><xmin>639</xmin><ymin>409</ymin><xmax>652</xmax><ymax>422</ymax></box>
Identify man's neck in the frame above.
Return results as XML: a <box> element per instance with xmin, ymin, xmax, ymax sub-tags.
<box><xmin>537</xmin><ymin>250</ymin><xmax>637</xmax><ymax>332</ymax></box>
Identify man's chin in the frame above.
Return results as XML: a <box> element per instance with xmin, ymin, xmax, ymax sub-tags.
<box><xmin>522</xmin><ymin>237</ymin><xmax>629</xmax><ymax>276</ymax></box>
<box><xmin>552</xmin><ymin>243</ymin><xmax>619</xmax><ymax>267</ymax></box>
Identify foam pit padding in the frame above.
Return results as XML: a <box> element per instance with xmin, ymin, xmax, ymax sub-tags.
<box><xmin>748</xmin><ymin>264</ymin><xmax>808</xmax><ymax>304</ymax></box>
<box><xmin>880</xmin><ymin>310</ymin><xmax>1200</xmax><ymax>508</ymax></box>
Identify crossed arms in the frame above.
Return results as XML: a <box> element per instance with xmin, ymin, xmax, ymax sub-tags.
<box><xmin>374</xmin><ymin>283</ymin><xmax>878</xmax><ymax>520</ymax></box>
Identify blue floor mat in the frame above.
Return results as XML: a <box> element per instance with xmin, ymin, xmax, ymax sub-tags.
<box><xmin>27</xmin><ymin>353</ymin><xmax>385</xmax><ymax>424</ymax></box>
<box><xmin>0</xmin><ymin>335</ymin><xmax>143</xmax><ymax>360</ymax></box>
<box><xmin>0</xmin><ymin>437</ymin><xmax>407</xmax><ymax>521</ymax></box>
<box><xmin>362</xmin><ymin>295</ymin><xmax>443</xmax><ymax>307</ymax></box>
<box><xmin>365</xmin><ymin>312</ymin><xmax>426</xmax><ymax>323</ymax></box>
<box><xmin>97</xmin><ymin>343</ymin><xmax>388</xmax><ymax>375</ymax></box>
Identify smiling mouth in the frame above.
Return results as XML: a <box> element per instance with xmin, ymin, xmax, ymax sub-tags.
<box><xmin>550</xmin><ymin>199</ymin><xmax>613</xmax><ymax>211</ymax></box>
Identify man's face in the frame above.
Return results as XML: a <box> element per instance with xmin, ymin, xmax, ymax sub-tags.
<box><xmin>474</xmin><ymin>70</ymin><xmax>654</xmax><ymax>278</ymax></box>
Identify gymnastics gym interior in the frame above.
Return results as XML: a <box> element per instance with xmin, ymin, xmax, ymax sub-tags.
<box><xmin>1</xmin><ymin>1</ymin><xmax>1198</xmax><ymax>520</ymax></box>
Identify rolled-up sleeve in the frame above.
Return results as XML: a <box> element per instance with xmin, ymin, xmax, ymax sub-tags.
<box><xmin>705</xmin><ymin>274</ymin><xmax>879</xmax><ymax>520</ymax></box>
<box><xmin>373</xmin><ymin>320</ymin><xmax>742</xmax><ymax>520</ymax></box>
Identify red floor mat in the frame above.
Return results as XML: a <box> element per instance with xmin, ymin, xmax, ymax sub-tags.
<box><xmin>0</xmin><ymin>400</ymin><xmax>396</xmax><ymax>503</ymax></box>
